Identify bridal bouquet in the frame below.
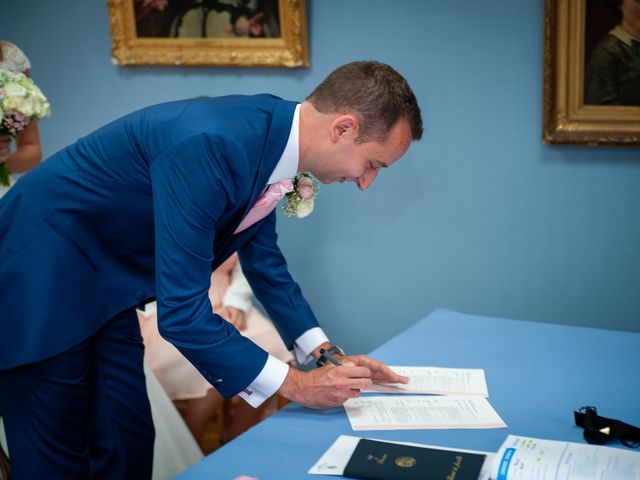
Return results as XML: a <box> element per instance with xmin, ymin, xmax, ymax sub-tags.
<box><xmin>0</xmin><ymin>69</ymin><xmax>51</xmax><ymax>186</ymax></box>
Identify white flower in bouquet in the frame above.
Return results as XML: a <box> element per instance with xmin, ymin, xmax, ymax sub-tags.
<box><xmin>295</xmin><ymin>197</ymin><xmax>314</xmax><ymax>218</ymax></box>
<box><xmin>4</xmin><ymin>81</ymin><xmax>27</xmax><ymax>98</ymax></box>
<box><xmin>282</xmin><ymin>172</ymin><xmax>320</xmax><ymax>218</ymax></box>
<box><xmin>0</xmin><ymin>68</ymin><xmax>51</xmax><ymax>186</ymax></box>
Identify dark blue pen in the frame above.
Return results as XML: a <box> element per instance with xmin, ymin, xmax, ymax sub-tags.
<box><xmin>320</xmin><ymin>348</ymin><xmax>342</xmax><ymax>366</ymax></box>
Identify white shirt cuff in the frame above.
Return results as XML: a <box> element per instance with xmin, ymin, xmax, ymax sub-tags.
<box><xmin>293</xmin><ymin>327</ymin><xmax>329</xmax><ymax>365</ymax></box>
<box><xmin>237</xmin><ymin>354</ymin><xmax>289</xmax><ymax>408</ymax></box>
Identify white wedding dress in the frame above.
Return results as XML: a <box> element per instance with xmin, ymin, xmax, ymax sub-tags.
<box><xmin>145</xmin><ymin>363</ymin><xmax>204</xmax><ymax>480</ymax></box>
<box><xmin>0</xmin><ymin>418</ymin><xmax>7</xmax><ymax>459</ymax></box>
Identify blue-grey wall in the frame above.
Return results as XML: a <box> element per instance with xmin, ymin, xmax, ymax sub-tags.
<box><xmin>2</xmin><ymin>1</ymin><xmax>639</xmax><ymax>354</ymax></box>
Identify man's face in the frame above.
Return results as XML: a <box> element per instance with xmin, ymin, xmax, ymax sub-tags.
<box><xmin>312</xmin><ymin>118</ymin><xmax>413</xmax><ymax>191</ymax></box>
<box><xmin>622</xmin><ymin>0</ymin><xmax>640</xmax><ymax>34</ymax></box>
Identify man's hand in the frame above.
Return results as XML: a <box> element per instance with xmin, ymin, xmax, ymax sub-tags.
<box><xmin>341</xmin><ymin>355</ymin><xmax>409</xmax><ymax>386</ymax></box>
<box><xmin>218</xmin><ymin>306</ymin><xmax>247</xmax><ymax>331</ymax></box>
<box><xmin>311</xmin><ymin>343</ymin><xmax>408</xmax><ymax>386</ymax></box>
<box><xmin>278</xmin><ymin>365</ymin><xmax>373</xmax><ymax>409</ymax></box>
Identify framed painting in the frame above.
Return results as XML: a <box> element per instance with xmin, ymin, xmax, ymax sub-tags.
<box><xmin>543</xmin><ymin>0</ymin><xmax>640</xmax><ymax>145</ymax></box>
<box><xmin>107</xmin><ymin>0</ymin><xmax>309</xmax><ymax>68</ymax></box>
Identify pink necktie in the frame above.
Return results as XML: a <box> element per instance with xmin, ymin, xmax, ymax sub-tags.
<box><xmin>234</xmin><ymin>179</ymin><xmax>293</xmax><ymax>234</ymax></box>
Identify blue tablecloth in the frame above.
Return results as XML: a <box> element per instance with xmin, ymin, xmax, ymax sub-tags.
<box><xmin>177</xmin><ymin>309</ymin><xmax>640</xmax><ymax>479</ymax></box>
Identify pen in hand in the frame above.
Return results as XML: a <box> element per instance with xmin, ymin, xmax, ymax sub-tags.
<box><xmin>320</xmin><ymin>349</ymin><xmax>370</xmax><ymax>392</ymax></box>
<box><xmin>319</xmin><ymin>348</ymin><xmax>342</xmax><ymax>366</ymax></box>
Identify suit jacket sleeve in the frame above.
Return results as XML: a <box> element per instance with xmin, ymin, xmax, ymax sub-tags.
<box><xmin>150</xmin><ymin>132</ymin><xmax>269</xmax><ymax>398</ymax></box>
<box><xmin>238</xmin><ymin>210</ymin><xmax>320</xmax><ymax>350</ymax></box>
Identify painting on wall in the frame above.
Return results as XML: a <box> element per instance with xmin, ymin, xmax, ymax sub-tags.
<box><xmin>543</xmin><ymin>0</ymin><xmax>639</xmax><ymax>145</ymax></box>
<box><xmin>107</xmin><ymin>0</ymin><xmax>309</xmax><ymax>68</ymax></box>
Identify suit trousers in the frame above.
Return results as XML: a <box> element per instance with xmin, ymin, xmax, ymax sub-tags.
<box><xmin>0</xmin><ymin>308</ymin><xmax>154</xmax><ymax>479</ymax></box>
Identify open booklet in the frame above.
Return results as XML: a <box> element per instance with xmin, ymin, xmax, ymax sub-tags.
<box><xmin>310</xmin><ymin>434</ymin><xmax>640</xmax><ymax>479</ymax></box>
<box><xmin>491</xmin><ymin>434</ymin><xmax>640</xmax><ymax>479</ymax></box>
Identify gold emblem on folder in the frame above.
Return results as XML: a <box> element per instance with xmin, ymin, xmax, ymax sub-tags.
<box><xmin>367</xmin><ymin>453</ymin><xmax>388</xmax><ymax>465</ymax></box>
<box><xmin>395</xmin><ymin>456</ymin><xmax>416</xmax><ymax>468</ymax></box>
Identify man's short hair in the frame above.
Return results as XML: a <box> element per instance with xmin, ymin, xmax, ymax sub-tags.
<box><xmin>306</xmin><ymin>61</ymin><xmax>423</xmax><ymax>142</ymax></box>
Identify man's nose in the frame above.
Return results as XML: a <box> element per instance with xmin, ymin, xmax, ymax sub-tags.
<box><xmin>356</xmin><ymin>169</ymin><xmax>379</xmax><ymax>191</ymax></box>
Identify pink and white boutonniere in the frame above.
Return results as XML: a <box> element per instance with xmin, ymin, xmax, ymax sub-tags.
<box><xmin>282</xmin><ymin>173</ymin><xmax>319</xmax><ymax>218</ymax></box>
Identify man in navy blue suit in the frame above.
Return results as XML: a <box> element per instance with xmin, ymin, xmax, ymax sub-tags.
<box><xmin>0</xmin><ymin>61</ymin><xmax>423</xmax><ymax>478</ymax></box>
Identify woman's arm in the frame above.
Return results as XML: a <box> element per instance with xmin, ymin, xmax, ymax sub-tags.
<box><xmin>5</xmin><ymin>121</ymin><xmax>42</xmax><ymax>173</ymax></box>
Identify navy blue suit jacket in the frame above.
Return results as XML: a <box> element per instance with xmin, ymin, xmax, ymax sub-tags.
<box><xmin>0</xmin><ymin>94</ymin><xmax>318</xmax><ymax>397</ymax></box>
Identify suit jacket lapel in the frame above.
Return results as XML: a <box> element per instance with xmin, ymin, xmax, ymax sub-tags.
<box><xmin>212</xmin><ymin>98</ymin><xmax>298</xmax><ymax>266</ymax></box>
<box><xmin>238</xmin><ymin>98</ymin><xmax>298</xmax><ymax>223</ymax></box>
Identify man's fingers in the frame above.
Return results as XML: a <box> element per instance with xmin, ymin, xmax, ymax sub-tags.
<box><xmin>351</xmin><ymin>377</ymin><xmax>373</xmax><ymax>390</ymax></box>
<box><xmin>330</xmin><ymin>365</ymin><xmax>371</xmax><ymax>380</ymax></box>
<box><xmin>327</xmin><ymin>369</ymin><xmax>373</xmax><ymax>392</ymax></box>
<box><xmin>341</xmin><ymin>386</ymin><xmax>363</xmax><ymax>399</ymax></box>
<box><xmin>373</xmin><ymin>367</ymin><xmax>409</xmax><ymax>384</ymax></box>
<box><xmin>375</xmin><ymin>373</ymin><xmax>408</xmax><ymax>385</ymax></box>
<box><xmin>390</xmin><ymin>373</ymin><xmax>409</xmax><ymax>384</ymax></box>
<box><xmin>333</xmin><ymin>375</ymin><xmax>372</xmax><ymax>390</ymax></box>
<box><xmin>328</xmin><ymin>383</ymin><xmax>366</xmax><ymax>405</ymax></box>
<box><xmin>347</xmin><ymin>355</ymin><xmax>410</xmax><ymax>384</ymax></box>
<box><xmin>281</xmin><ymin>360</ymin><xmax>402</xmax><ymax>410</ymax></box>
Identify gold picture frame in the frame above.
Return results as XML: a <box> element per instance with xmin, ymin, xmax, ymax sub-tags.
<box><xmin>107</xmin><ymin>0</ymin><xmax>309</xmax><ymax>68</ymax></box>
<box><xmin>543</xmin><ymin>0</ymin><xmax>640</xmax><ymax>145</ymax></box>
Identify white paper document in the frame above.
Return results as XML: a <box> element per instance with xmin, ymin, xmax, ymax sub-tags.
<box><xmin>343</xmin><ymin>395</ymin><xmax>507</xmax><ymax>431</ymax></box>
<box><xmin>364</xmin><ymin>366</ymin><xmax>489</xmax><ymax>396</ymax></box>
<box><xmin>490</xmin><ymin>434</ymin><xmax>640</xmax><ymax>479</ymax></box>
<box><xmin>308</xmin><ymin>434</ymin><xmax>495</xmax><ymax>479</ymax></box>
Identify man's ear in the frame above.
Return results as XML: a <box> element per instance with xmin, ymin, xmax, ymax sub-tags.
<box><xmin>330</xmin><ymin>115</ymin><xmax>358</xmax><ymax>142</ymax></box>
